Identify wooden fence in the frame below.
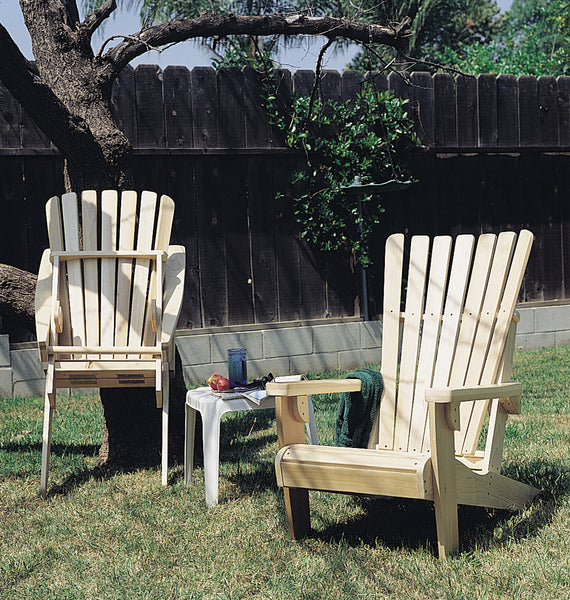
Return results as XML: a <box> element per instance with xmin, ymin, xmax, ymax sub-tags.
<box><xmin>0</xmin><ymin>67</ymin><xmax>569</xmax><ymax>335</ymax></box>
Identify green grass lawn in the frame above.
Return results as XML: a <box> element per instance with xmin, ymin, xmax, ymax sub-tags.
<box><xmin>1</xmin><ymin>345</ymin><xmax>569</xmax><ymax>600</ymax></box>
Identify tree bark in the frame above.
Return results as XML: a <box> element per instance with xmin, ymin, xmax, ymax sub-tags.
<box><xmin>0</xmin><ymin>0</ymin><xmax>411</xmax><ymax>468</ymax></box>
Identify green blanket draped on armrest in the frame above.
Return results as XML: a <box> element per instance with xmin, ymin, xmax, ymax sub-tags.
<box><xmin>334</xmin><ymin>368</ymin><xmax>383</xmax><ymax>448</ymax></box>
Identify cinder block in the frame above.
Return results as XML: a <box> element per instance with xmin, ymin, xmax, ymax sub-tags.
<box><xmin>312</xmin><ymin>323</ymin><xmax>360</xmax><ymax>353</ymax></box>
<box><xmin>176</xmin><ymin>334</ymin><xmax>212</xmax><ymax>366</ymax></box>
<box><xmin>516</xmin><ymin>308</ymin><xmax>536</xmax><ymax>335</ymax></box>
<box><xmin>0</xmin><ymin>335</ymin><xmax>10</xmax><ymax>367</ymax></box>
<box><xmin>289</xmin><ymin>352</ymin><xmax>339</xmax><ymax>375</ymax></box>
<box><xmin>211</xmin><ymin>331</ymin><xmax>263</xmax><ymax>362</ymax></box>
<box><xmin>338</xmin><ymin>349</ymin><xmax>381</xmax><ymax>372</ymax></box>
<box><xmin>515</xmin><ymin>332</ymin><xmax>555</xmax><ymax>351</ymax></box>
<box><xmin>246</xmin><ymin>357</ymin><xmax>291</xmax><ymax>379</ymax></box>
<box><xmin>361</xmin><ymin>321</ymin><xmax>382</xmax><ymax>350</ymax></box>
<box><xmin>0</xmin><ymin>368</ymin><xmax>12</xmax><ymax>398</ymax></box>
<box><xmin>13</xmin><ymin>378</ymin><xmax>45</xmax><ymax>398</ymax></box>
<box><xmin>11</xmin><ymin>348</ymin><xmax>44</xmax><ymax>387</ymax></box>
<box><xmin>182</xmin><ymin>362</ymin><xmax>227</xmax><ymax>387</ymax></box>
<box><xmin>554</xmin><ymin>330</ymin><xmax>570</xmax><ymax>346</ymax></box>
<box><xmin>535</xmin><ymin>305</ymin><xmax>570</xmax><ymax>334</ymax></box>
<box><xmin>263</xmin><ymin>327</ymin><xmax>312</xmax><ymax>358</ymax></box>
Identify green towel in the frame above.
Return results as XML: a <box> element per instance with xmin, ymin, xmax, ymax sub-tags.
<box><xmin>334</xmin><ymin>368</ymin><xmax>383</xmax><ymax>448</ymax></box>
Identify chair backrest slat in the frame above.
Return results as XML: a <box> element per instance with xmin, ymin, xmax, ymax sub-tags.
<box><xmin>377</xmin><ymin>234</ymin><xmax>404</xmax><ymax>449</ymax></box>
<box><xmin>81</xmin><ymin>191</ymin><xmax>100</xmax><ymax>355</ymax></box>
<box><xmin>100</xmin><ymin>190</ymin><xmax>119</xmax><ymax>359</ymax></box>
<box><xmin>128</xmin><ymin>191</ymin><xmax>158</xmax><ymax>350</ymax></box>
<box><xmin>60</xmin><ymin>193</ymin><xmax>86</xmax><ymax>351</ymax></box>
<box><xmin>114</xmin><ymin>191</ymin><xmax>138</xmax><ymax>352</ymax></box>
<box><xmin>393</xmin><ymin>235</ymin><xmax>430</xmax><ymax>452</ymax></box>
<box><xmin>142</xmin><ymin>195</ymin><xmax>175</xmax><ymax>347</ymax></box>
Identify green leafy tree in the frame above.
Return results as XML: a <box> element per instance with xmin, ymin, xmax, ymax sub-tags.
<box><xmin>441</xmin><ymin>0</ymin><xmax>570</xmax><ymax>75</ymax></box>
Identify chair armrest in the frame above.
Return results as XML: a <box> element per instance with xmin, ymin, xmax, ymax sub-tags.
<box><xmin>266</xmin><ymin>379</ymin><xmax>361</xmax><ymax>398</ymax></box>
<box><xmin>161</xmin><ymin>245</ymin><xmax>186</xmax><ymax>350</ymax></box>
<box><xmin>425</xmin><ymin>382</ymin><xmax>522</xmax><ymax>414</ymax></box>
<box><xmin>35</xmin><ymin>249</ymin><xmax>52</xmax><ymax>362</ymax></box>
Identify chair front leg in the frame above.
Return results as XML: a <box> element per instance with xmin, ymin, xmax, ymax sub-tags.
<box><xmin>428</xmin><ymin>401</ymin><xmax>459</xmax><ymax>559</ymax></box>
<box><xmin>275</xmin><ymin>395</ymin><xmax>311</xmax><ymax>539</ymax></box>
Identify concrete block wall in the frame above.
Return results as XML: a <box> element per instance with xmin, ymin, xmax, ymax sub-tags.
<box><xmin>3</xmin><ymin>301</ymin><xmax>569</xmax><ymax>398</ymax></box>
<box><xmin>177</xmin><ymin>319</ymin><xmax>382</xmax><ymax>386</ymax></box>
<box><xmin>516</xmin><ymin>303</ymin><xmax>570</xmax><ymax>350</ymax></box>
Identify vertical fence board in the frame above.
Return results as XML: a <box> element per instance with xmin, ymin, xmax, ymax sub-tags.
<box><xmin>135</xmin><ymin>65</ymin><xmax>165</xmax><ymax>148</ymax></box>
<box><xmin>0</xmin><ymin>157</ymin><xmax>26</xmax><ymax>269</ymax></box>
<box><xmin>538</xmin><ymin>76</ymin><xmax>559</xmax><ymax>147</ymax></box>
<box><xmin>270</xmin><ymin>69</ymin><xmax>292</xmax><ymax>148</ymax></box>
<box><xmin>248</xmin><ymin>156</ymin><xmax>278</xmax><ymax>323</ymax></box>
<box><xmin>166</xmin><ymin>156</ymin><xmax>202</xmax><ymax>330</ymax></box>
<box><xmin>342</xmin><ymin>70</ymin><xmax>364</xmax><ymax>102</ymax></box>
<box><xmin>557</xmin><ymin>76</ymin><xmax>570</xmax><ymax>147</ymax></box>
<box><xmin>518</xmin><ymin>75</ymin><xmax>539</xmax><ymax>147</ymax></box>
<box><xmin>191</xmin><ymin>67</ymin><xmax>219</xmax><ymax>148</ymax></box>
<box><xmin>273</xmin><ymin>154</ymin><xmax>302</xmax><ymax>322</ymax></box>
<box><xmin>456</xmin><ymin>75</ymin><xmax>478</xmax><ymax>148</ymax></box>
<box><xmin>497</xmin><ymin>75</ymin><xmax>519</xmax><ymax>147</ymax></box>
<box><xmin>243</xmin><ymin>66</ymin><xmax>271</xmax><ymax>148</ymax></box>
<box><xmin>434</xmin><ymin>74</ymin><xmax>457</xmax><ymax>147</ymax></box>
<box><xmin>164</xmin><ymin>66</ymin><xmax>193</xmax><ymax>149</ymax></box>
<box><xmin>0</xmin><ymin>83</ymin><xmax>21</xmax><ymax>148</ymax></box>
<box><xmin>410</xmin><ymin>72</ymin><xmax>434</xmax><ymax>147</ymax></box>
<box><xmin>478</xmin><ymin>74</ymin><xmax>498</xmax><ymax>147</ymax></box>
<box><xmin>111</xmin><ymin>66</ymin><xmax>137</xmax><ymax>145</ymax></box>
<box><xmin>217</xmin><ymin>68</ymin><xmax>246</xmax><ymax>149</ymax></box>
<box><xmin>195</xmin><ymin>157</ymin><xmax>228</xmax><ymax>327</ymax></box>
<box><xmin>292</xmin><ymin>70</ymin><xmax>315</xmax><ymax>97</ymax></box>
<box><xmin>222</xmin><ymin>156</ymin><xmax>254</xmax><ymax>324</ymax></box>
<box><xmin>22</xmin><ymin>156</ymin><xmax>63</xmax><ymax>272</ymax></box>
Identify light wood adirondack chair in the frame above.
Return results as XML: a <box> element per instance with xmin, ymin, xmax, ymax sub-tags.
<box><xmin>267</xmin><ymin>230</ymin><xmax>539</xmax><ymax>559</ymax></box>
<box><xmin>35</xmin><ymin>190</ymin><xmax>185</xmax><ymax>496</ymax></box>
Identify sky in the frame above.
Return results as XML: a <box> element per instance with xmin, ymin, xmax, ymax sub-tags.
<box><xmin>1</xmin><ymin>0</ymin><xmax>513</xmax><ymax>72</ymax></box>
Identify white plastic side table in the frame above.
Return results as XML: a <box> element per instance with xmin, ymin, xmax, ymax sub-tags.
<box><xmin>184</xmin><ymin>381</ymin><xmax>318</xmax><ymax>507</ymax></box>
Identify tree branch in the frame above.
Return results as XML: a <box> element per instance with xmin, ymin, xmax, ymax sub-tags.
<box><xmin>80</xmin><ymin>0</ymin><xmax>117</xmax><ymax>40</ymax></box>
<box><xmin>102</xmin><ymin>13</ymin><xmax>411</xmax><ymax>73</ymax></box>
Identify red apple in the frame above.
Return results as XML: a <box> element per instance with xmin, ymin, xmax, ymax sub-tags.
<box><xmin>207</xmin><ymin>373</ymin><xmax>222</xmax><ymax>390</ymax></box>
<box><xmin>216</xmin><ymin>377</ymin><xmax>231</xmax><ymax>392</ymax></box>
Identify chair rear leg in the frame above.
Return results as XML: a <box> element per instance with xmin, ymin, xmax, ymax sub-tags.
<box><xmin>283</xmin><ymin>487</ymin><xmax>311</xmax><ymax>539</ymax></box>
<box><xmin>160</xmin><ymin>367</ymin><xmax>170</xmax><ymax>486</ymax></box>
<box><xmin>40</xmin><ymin>393</ymin><xmax>54</xmax><ymax>497</ymax></box>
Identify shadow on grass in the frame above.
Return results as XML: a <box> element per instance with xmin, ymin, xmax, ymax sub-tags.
<box><xmin>271</xmin><ymin>457</ymin><xmax>570</xmax><ymax>557</ymax></box>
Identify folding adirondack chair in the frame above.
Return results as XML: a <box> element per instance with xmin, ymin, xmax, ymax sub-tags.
<box><xmin>267</xmin><ymin>230</ymin><xmax>539</xmax><ymax>559</ymax></box>
<box><xmin>35</xmin><ymin>190</ymin><xmax>185</xmax><ymax>496</ymax></box>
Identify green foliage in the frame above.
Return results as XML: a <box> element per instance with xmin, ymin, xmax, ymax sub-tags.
<box><xmin>441</xmin><ymin>0</ymin><xmax>570</xmax><ymax>76</ymax></box>
<box><xmin>348</xmin><ymin>0</ymin><xmax>505</xmax><ymax>72</ymax></box>
<box><xmin>271</xmin><ymin>87</ymin><xmax>419</xmax><ymax>267</ymax></box>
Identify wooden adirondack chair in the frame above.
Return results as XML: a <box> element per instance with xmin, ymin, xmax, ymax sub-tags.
<box><xmin>35</xmin><ymin>190</ymin><xmax>185</xmax><ymax>496</ymax></box>
<box><xmin>267</xmin><ymin>230</ymin><xmax>539</xmax><ymax>558</ymax></box>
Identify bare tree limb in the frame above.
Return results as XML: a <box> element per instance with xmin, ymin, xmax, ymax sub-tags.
<box><xmin>102</xmin><ymin>13</ymin><xmax>412</xmax><ymax>74</ymax></box>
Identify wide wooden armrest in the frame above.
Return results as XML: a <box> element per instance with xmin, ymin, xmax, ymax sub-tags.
<box><xmin>425</xmin><ymin>382</ymin><xmax>522</xmax><ymax>404</ymax></box>
<box><xmin>161</xmin><ymin>245</ymin><xmax>186</xmax><ymax>347</ymax></box>
<box><xmin>266</xmin><ymin>378</ymin><xmax>362</xmax><ymax>398</ymax></box>
<box><xmin>35</xmin><ymin>249</ymin><xmax>52</xmax><ymax>362</ymax></box>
